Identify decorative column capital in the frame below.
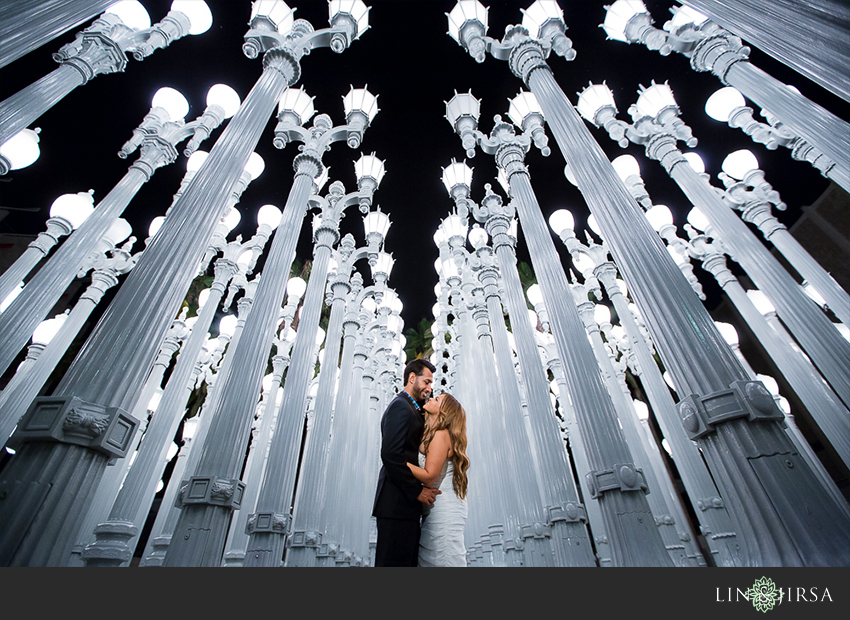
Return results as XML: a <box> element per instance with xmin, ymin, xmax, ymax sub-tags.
<box><xmin>507</xmin><ymin>34</ymin><xmax>552</xmax><ymax>85</ymax></box>
<box><xmin>689</xmin><ymin>30</ymin><xmax>750</xmax><ymax>83</ymax></box>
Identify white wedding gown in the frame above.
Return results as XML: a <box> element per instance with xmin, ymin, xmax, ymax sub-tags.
<box><xmin>418</xmin><ymin>452</ymin><xmax>468</xmax><ymax>567</ymax></box>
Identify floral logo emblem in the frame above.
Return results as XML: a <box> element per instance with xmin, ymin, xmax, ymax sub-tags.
<box><xmin>746</xmin><ymin>577</ymin><xmax>784</xmax><ymax>612</ymax></box>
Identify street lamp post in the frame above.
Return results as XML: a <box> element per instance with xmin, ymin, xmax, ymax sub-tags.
<box><xmin>717</xmin><ymin>149</ymin><xmax>850</xmax><ymax>328</ymax></box>
<box><xmin>704</xmin><ymin>86</ymin><xmax>844</xmax><ymax>191</ymax></box>
<box><xmin>0</xmin><ymin>190</ymin><xmax>94</xmax><ymax>304</ymax></box>
<box><xmin>445</xmin><ymin>79</ymin><xmax>667</xmax><ymax>565</ymax></box>
<box><xmin>0</xmin><ymin>84</ymin><xmax>239</xmax><ymax>380</ymax></box>
<box><xmin>551</xmin><ymin>213</ymin><xmax>742</xmax><ymax>566</ymax></box>
<box><xmin>448</xmin><ymin>0</ymin><xmax>850</xmax><ymax>565</ymax></box>
<box><xmin>602</xmin><ymin>0</ymin><xmax>850</xmax><ymax>189</ymax></box>
<box><xmin>0</xmin><ymin>0</ymin><xmax>214</xmax><ymax>148</ymax></box>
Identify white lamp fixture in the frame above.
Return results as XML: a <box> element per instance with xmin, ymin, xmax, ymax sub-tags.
<box><xmin>218</xmin><ymin>314</ymin><xmax>238</xmax><ymax>338</ymax></box>
<box><xmin>343</xmin><ymin>86</ymin><xmax>379</xmax><ymax>123</ymax></box>
<box><xmin>445</xmin><ymin>90</ymin><xmax>481</xmax><ymax>130</ymax></box>
<box><xmin>354</xmin><ymin>153</ymin><xmax>386</xmax><ymax>186</ymax></box>
<box><xmin>686</xmin><ymin>207</ymin><xmax>710</xmax><ymax>233</ymax></box>
<box><xmin>721</xmin><ymin>149</ymin><xmax>760</xmax><ymax>180</ymax></box>
<box><xmin>602</xmin><ymin>0</ymin><xmax>649</xmax><ymax>42</ymax></box>
<box><xmin>507</xmin><ymin>90</ymin><xmax>544</xmax><ymax>129</ymax></box>
<box><xmin>148</xmin><ymin>216</ymin><xmax>165</xmax><ymax>238</ymax></box>
<box><xmin>170</xmin><ymin>0</ymin><xmax>213</xmax><ymax>35</ymax></box>
<box><xmin>105</xmin><ymin>0</ymin><xmax>152</xmax><ymax>30</ymax></box>
<box><xmin>468</xmin><ymin>224</ymin><xmax>488</xmax><ymax>249</ymax></box>
<box><xmin>278</xmin><ymin>88</ymin><xmax>316</xmax><ymax>126</ymax></box>
<box><xmin>31</xmin><ymin>313</ymin><xmax>68</xmax><ymax>346</ymax></box>
<box><xmin>447</xmin><ymin>0</ymin><xmax>488</xmax><ymax>43</ymax></box>
<box><xmin>548</xmin><ymin>208</ymin><xmax>575</xmax><ymax>236</ymax></box>
<box><xmin>250</xmin><ymin>0</ymin><xmax>295</xmax><ymax>34</ymax></box>
<box><xmin>152</xmin><ymin>87</ymin><xmax>189</xmax><ymax>122</ymax></box>
<box><xmin>221</xmin><ymin>207</ymin><xmax>241</xmax><ymax>233</ymax></box>
<box><xmin>587</xmin><ymin>213</ymin><xmax>602</xmax><ymax>236</ymax></box>
<box><xmin>577</xmin><ymin>83</ymin><xmax>616</xmax><ymax>126</ymax></box>
<box><xmin>705</xmin><ymin>86</ymin><xmax>746</xmax><ymax>122</ymax></box>
<box><xmin>611</xmin><ymin>154</ymin><xmax>641</xmax><ymax>181</ymax></box>
<box><xmin>50</xmin><ymin>191</ymin><xmax>95</xmax><ymax>230</ymax></box>
<box><xmin>0</xmin><ymin>128</ymin><xmax>41</xmax><ymax>172</ymax></box>
<box><xmin>594</xmin><ymin>303</ymin><xmax>611</xmax><ymax>326</ymax></box>
<box><xmin>520</xmin><ymin>1</ymin><xmax>565</xmax><ymax>40</ymax></box>
<box><xmin>197</xmin><ymin>288</ymin><xmax>211</xmax><ymax>309</ymax></box>
<box><xmin>746</xmin><ymin>289</ymin><xmax>776</xmax><ymax>315</ymax></box>
<box><xmin>635</xmin><ymin>81</ymin><xmax>678</xmax><ymax>119</ymax></box>
<box><xmin>440</xmin><ymin>214</ymin><xmax>468</xmax><ymax>243</ymax></box>
<box><xmin>527</xmin><ymin>283</ymin><xmax>544</xmax><ymax>308</ymax></box>
<box><xmin>186</xmin><ymin>150</ymin><xmax>209</xmax><ymax>172</ymax></box>
<box><xmin>665</xmin><ymin>5</ymin><xmax>710</xmax><ymax>32</ymax></box>
<box><xmin>645</xmin><ymin>204</ymin><xmax>674</xmax><ymax>232</ymax></box>
<box><xmin>329</xmin><ymin>0</ymin><xmax>370</xmax><ymax>39</ymax></box>
<box><xmin>372</xmin><ymin>252</ymin><xmax>394</xmax><ymax>279</ymax></box>
<box><xmin>683</xmin><ymin>152</ymin><xmax>706</xmax><ymax>174</ymax></box>
<box><xmin>632</xmin><ymin>398</ymin><xmax>650</xmax><ymax>420</ymax></box>
<box><xmin>363</xmin><ymin>209</ymin><xmax>390</xmax><ymax>238</ymax></box>
<box><xmin>206</xmin><ymin>84</ymin><xmax>241</xmax><ymax>119</ymax></box>
<box><xmin>714</xmin><ymin>321</ymin><xmax>739</xmax><ymax>346</ymax></box>
<box><xmin>103</xmin><ymin>218</ymin><xmax>133</xmax><ymax>247</ymax></box>
<box><xmin>245</xmin><ymin>153</ymin><xmax>266</xmax><ymax>181</ymax></box>
<box><xmin>257</xmin><ymin>204</ymin><xmax>282</xmax><ymax>229</ymax></box>
<box><xmin>441</xmin><ymin>159</ymin><xmax>473</xmax><ymax>195</ymax></box>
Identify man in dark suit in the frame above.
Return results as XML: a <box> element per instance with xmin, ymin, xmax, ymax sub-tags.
<box><xmin>372</xmin><ymin>358</ymin><xmax>439</xmax><ymax>566</ymax></box>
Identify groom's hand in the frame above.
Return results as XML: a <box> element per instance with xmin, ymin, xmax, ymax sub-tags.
<box><xmin>417</xmin><ymin>487</ymin><xmax>441</xmax><ymax>506</ymax></box>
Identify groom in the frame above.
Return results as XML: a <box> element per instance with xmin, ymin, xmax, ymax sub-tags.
<box><xmin>372</xmin><ymin>358</ymin><xmax>440</xmax><ymax>566</ymax></box>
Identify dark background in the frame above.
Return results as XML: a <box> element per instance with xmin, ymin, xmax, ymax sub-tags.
<box><xmin>0</xmin><ymin>0</ymin><xmax>844</xmax><ymax>336</ymax></box>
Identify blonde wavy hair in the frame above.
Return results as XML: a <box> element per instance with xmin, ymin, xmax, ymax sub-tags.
<box><xmin>422</xmin><ymin>393</ymin><xmax>470</xmax><ymax>500</ymax></box>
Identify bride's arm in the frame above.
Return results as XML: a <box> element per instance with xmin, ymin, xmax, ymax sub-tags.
<box><xmin>407</xmin><ymin>430</ymin><xmax>450</xmax><ymax>487</ymax></box>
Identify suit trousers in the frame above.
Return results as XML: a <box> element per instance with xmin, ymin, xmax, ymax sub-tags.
<box><xmin>374</xmin><ymin>517</ymin><xmax>420</xmax><ymax>567</ymax></box>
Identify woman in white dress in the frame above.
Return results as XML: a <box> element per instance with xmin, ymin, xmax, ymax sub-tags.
<box><xmin>406</xmin><ymin>392</ymin><xmax>470</xmax><ymax>567</ymax></box>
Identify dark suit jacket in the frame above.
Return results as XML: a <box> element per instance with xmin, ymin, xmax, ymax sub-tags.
<box><xmin>372</xmin><ymin>392</ymin><xmax>425</xmax><ymax>520</ymax></box>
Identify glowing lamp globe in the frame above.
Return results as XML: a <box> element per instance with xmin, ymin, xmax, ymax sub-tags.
<box><xmin>105</xmin><ymin>0</ymin><xmax>151</xmax><ymax>30</ymax></box>
<box><xmin>49</xmin><ymin>191</ymin><xmax>94</xmax><ymax>229</ymax></box>
<box><xmin>683</xmin><ymin>152</ymin><xmax>705</xmax><ymax>174</ymax></box>
<box><xmin>508</xmin><ymin>90</ymin><xmax>544</xmax><ymax>128</ymax></box>
<box><xmin>633</xmin><ymin>399</ymin><xmax>650</xmax><ymax>420</ymax></box>
<box><xmin>611</xmin><ymin>154</ymin><xmax>641</xmax><ymax>181</ymax></box>
<box><xmin>645</xmin><ymin>204</ymin><xmax>674</xmax><ymax>231</ymax></box>
<box><xmin>218</xmin><ymin>314</ymin><xmax>238</xmax><ymax>337</ymax></box>
<box><xmin>186</xmin><ymin>150</ymin><xmax>208</xmax><ymax>172</ymax></box>
<box><xmin>103</xmin><ymin>218</ymin><xmax>132</xmax><ymax>246</ymax></box>
<box><xmin>148</xmin><ymin>216</ymin><xmax>165</xmax><ymax>238</ymax></box>
<box><xmin>221</xmin><ymin>207</ymin><xmax>241</xmax><ymax>232</ymax></box>
<box><xmin>714</xmin><ymin>321</ymin><xmax>739</xmax><ymax>346</ymax></box>
<box><xmin>287</xmin><ymin>276</ymin><xmax>307</xmax><ymax>299</ymax></box>
<box><xmin>468</xmin><ymin>225</ymin><xmax>488</xmax><ymax>249</ymax></box>
<box><xmin>526</xmin><ymin>283</ymin><xmax>544</xmax><ymax>307</ymax></box>
<box><xmin>257</xmin><ymin>204</ymin><xmax>282</xmax><ymax>228</ymax></box>
<box><xmin>705</xmin><ymin>87</ymin><xmax>746</xmax><ymax>122</ymax></box>
<box><xmin>206</xmin><ymin>84</ymin><xmax>240</xmax><ymax>118</ymax></box>
<box><xmin>520</xmin><ymin>1</ymin><xmax>565</xmax><ymax>40</ymax></box>
<box><xmin>686</xmin><ymin>207</ymin><xmax>710</xmax><ymax>232</ymax></box>
<box><xmin>587</xmin><ymin>213</ymin><xmax>602</xmax><ymax>236</ymax></box>
<box><xmin>635</xmin><ymin>82</ymin><xmax>678</xmax><ymax>119</ymax></box>
<box><xmin>445</xmin><ymin>90</ymin><xmax>481</xmax><ymax>130</ymax></box>
<box><xmin>0</xmin><ymin>128</ymin><xmax>41</xmax><ymax>171</ymax></box>
<box><xmin>152</xmin><ymin>87</ymin><xmax>189</xmax><ymax>122</ymax></box>
<box><xmin>746</xmin><ymin>289</ymin><xmax>775</xmax><ymax>315</ymax></box>
<box><xmin>548</xmin><ymin>209</ymin><xmax>574</xmax><ymax>236</ymax></box>
<box><xmin>364</xmin><ymin>209</ymin><xmax>390</xmax><ymax>238</ymax></box>
<box><xmin>171</xmin><ymin>0</ymin><xmax>213</xmax><ymax>35</ymax></box>
<box><xmin>594</xmin><ymin>304</ymin><xmax>611</xmax><ymax>325</ymax></box>
<box><xmin>32</xmin><ymin>313</ymin><xmax>68</xmax><ymax>346</ymax></box>
<box><xmin>197</xmin><ymin>288</ymin><xmax>211</xmax><ymax>309</ymax></box>
<box><xmin>722</xmin><ymin>149</ymin><xmax>759</xmax><ymax>180</ymax></box>
<box><xmin>666</xmin><ymin>5</ymin><xmax>709</xmax><ymax>32</ymax></box>
<box><xmin>355</xmin><ymin>153</ymin><xmax>386</xmax><ymax>186</ymax></box>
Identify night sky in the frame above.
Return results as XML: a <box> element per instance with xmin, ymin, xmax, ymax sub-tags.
<box><xmin>0</xmin><ymin>0</ymin><xmax>843</xmax><ymax>338</ymax></box>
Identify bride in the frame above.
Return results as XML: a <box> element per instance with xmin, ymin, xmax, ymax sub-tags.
<box><xmin>406</xmin><ymin>392</ymin><xmax>470</xmax><ymax>567</ymax></box>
